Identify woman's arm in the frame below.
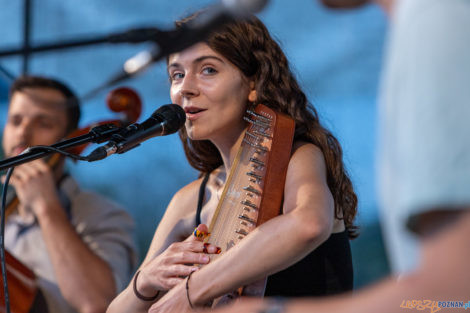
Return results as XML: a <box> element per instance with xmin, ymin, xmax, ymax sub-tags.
<box><xmin>106</xmin><ymin>179</ymin><xmax>219</xmax><ymax>313</ymax></box>
<box><xmin>148</xmin><ymin>143</ymin><xmax>336</xmax><ymax>312</ymax></box>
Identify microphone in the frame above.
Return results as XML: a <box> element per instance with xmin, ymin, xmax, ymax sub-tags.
<box><xmin>86</xmin><ymin>104</ymin><xmax>186</xmax><ymax>161</ymax></box>
<box><xmin>105</xmin><ymin>0</ymin><xmax>269</xmax><ymax>86</ymax></box>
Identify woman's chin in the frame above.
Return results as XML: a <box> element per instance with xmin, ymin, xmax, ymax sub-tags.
<box><xmin>186</xmin><ymin>125</ymin><xmax>220</xmax><ymax>141</ymax></box>
<box><xmin>187</xmin><ymin>130</ymin><xmax>209</xmax><ymax>141</ymax></box>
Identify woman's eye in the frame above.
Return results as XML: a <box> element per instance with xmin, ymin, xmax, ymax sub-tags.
<box><xmin>202</xmin><ymin>67</ymin><xmax>217</xmax><ymax>75</ymax></box>
<box><xmin>171</xmin><ymin>72</ymin><xmax>184</xmax><ymax>81</ymax></box>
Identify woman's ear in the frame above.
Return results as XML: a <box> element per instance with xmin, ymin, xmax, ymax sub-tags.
<box><xmin>248</xmin><ymin>81</ymin><xmax>257</xmax><ymax>102</ymax></box>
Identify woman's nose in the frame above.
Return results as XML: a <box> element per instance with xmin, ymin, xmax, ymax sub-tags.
<box><xmin>179</xmin><ymin>74</ymin><xmax>199</xmax><ymax>98</ymax></box>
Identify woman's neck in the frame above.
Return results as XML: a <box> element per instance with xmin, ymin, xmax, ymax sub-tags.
<box><xmin>211</xmin><ymin>125</ymin><xmax>247</xmax><ymax>178</ymax></box>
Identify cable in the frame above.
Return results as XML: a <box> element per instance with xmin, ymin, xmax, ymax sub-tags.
<box><xmin>1</xmin><ymin>167</ymin><xmax>14</xmax><ymax>313</ymax></box>
<box><xmin>25</xmin><ymin>145</ymin><xmax>90</xmax><ymax>161</ymax></box>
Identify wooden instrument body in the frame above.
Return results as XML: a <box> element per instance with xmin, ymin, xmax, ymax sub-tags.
<box><xmin>0</xmin><ymin>251</ymin><xmax>36</xmax><ymax>313</ymax></box>
<box><xmin>205</xmin><ymin>104</ymin><xmax>295</xmax><ymax>307</ymax></box>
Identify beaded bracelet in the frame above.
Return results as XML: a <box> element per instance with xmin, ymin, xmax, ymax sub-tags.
<box><xmin>186</xmin><ymin>271</ymin><xmax>195</xmax><ymax>308</ymax></box>
<box><xmin>132</xmin><ymin>270</ymin><xmax>160</xmax><ymax>301</ymax></box>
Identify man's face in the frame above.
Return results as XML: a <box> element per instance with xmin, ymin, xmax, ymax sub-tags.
<box><xmin>320</xmin><ymin>0</ymin><xmax>370</xmax><ymax>8</ymax></box>
<box><xmin>2</xmin><ymin>88</ymin><xmax>68</xmax><ymax>158</ymax></box>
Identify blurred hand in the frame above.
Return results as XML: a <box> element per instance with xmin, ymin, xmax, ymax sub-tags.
<box><xmin>208</xmin><ymin>298</ymin><xmax>270</xmax><ymax>313</ymax></box>
<box><xmin>149</xmin><ymin>296</ymin><xmax>267</xmax><ymax>313</ymax></box>
<box><xmin>5</xmin><ymin>159</ymin><xmax>61</xmax><ymax>217</ymax></box>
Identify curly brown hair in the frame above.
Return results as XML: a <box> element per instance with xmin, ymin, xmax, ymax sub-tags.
<box><xmin>173</xmin><ymin>14</ymin><xmax>358</xmax><ymax>238</ymax></box>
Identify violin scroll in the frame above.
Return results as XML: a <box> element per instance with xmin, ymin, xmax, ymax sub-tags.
<box><xmin>67</xmin><ymin>87</ymin><xmax>143</xmax><ymax>155</ymax></box>
<box><xmin>106</xmin><ymin>87</ymin><xmax>142</xmax><ymax>124</ymax></box>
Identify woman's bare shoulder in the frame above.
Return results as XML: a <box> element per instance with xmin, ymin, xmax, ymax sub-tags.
<box><xmin>285</xmin><ymin>141</ymin><xmax>330</xmax><ymax>198</ymax></box>
<box><xmin>169</xmin><ymin>176</ymin><xmax>205</xmax><ymax>212</ymax></box>
<box><xmin>291</xmin><ymin>141</ymin><xmax>326</xmax><ymax>167</ymax></box>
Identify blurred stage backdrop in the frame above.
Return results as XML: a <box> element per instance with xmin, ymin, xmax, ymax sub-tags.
<box><xmin>0</xmin><ymin>0</ymin><xmax>388</xmax><ymax>288</ymax></box>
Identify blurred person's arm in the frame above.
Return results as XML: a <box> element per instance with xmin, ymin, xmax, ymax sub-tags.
<box><xmin>212</xmin><ymin>0</ymin><xmax>470</xmax><ymax>312</ymax></box>
<box><xmin>210</xmin><ymin>209</ymin><xmax>470</xmax><ymax>313</ymax></box>
<box><xmin>9</xmin><ymin>160</ymin><xmax>117</xmax><ymax>313</ymax></box>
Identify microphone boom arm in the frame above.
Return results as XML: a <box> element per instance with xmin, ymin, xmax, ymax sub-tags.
<box><xmin>0</xmin><ymin>28</ymin><xmax>163</xmax><ymax>58</ymax></box>
<box><xmin>0</xmin><ymin>123</ymin><xmax>121</xmax><ymax>171</ymax></box>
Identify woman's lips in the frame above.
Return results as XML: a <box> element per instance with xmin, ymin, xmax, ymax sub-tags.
<box><xmin>184</xmin><ymin>107</ymin><xmax>207</xmax><ymax>121</ymax></box>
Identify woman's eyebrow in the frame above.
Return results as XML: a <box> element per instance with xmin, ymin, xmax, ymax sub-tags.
<box><xmin>193</xmin><ymin>55</ymin><xmax>224</xmax><ymax>64</ymax></box>
<box><xmin>168</xmin><ymin>55</ymin><xmax>224</xmax><ymax>69</ymax></box>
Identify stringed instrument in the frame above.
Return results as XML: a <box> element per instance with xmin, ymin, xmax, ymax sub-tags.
<box><xmin>0</xmin><ymin>87</ymin><xmax>142</xmax><ymax>313</ymax></box>
<box><xmin>0</xmin><ymin>252</ymin><xmax>36</xmax><ymax>313</ymax></box>
<box><xmin>204</xmin><ymin>103</ymin><xmax>295</xmax><ymax>307</ymax></box>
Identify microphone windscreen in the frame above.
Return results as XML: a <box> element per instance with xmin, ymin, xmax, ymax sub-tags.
<box><xmin>151</xmin><ymin>104</ymin><xmax>186</xmax><ymax>135</ymax></box>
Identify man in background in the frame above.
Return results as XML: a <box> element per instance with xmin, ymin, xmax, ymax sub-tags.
<box><xmin>209</xmin><ymin>0</ymin><xmax>470</xmax><ymax>312</ymax></box>
<box><xmin>2</xmin><ymin>75</ymin><xmax>137</xmax><ymax>313</ymax></box>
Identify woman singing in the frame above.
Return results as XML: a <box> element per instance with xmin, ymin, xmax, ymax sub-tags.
<box><xmin>107</xmin><ymin>12</ymin><xmax>357</xmax><ymax>313</ymax></box>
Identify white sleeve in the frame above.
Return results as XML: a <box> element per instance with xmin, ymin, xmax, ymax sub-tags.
<box><xmin>378</xmin><ymin>0</ymin><xmax>470</xmax><ymax>273</ymax></box>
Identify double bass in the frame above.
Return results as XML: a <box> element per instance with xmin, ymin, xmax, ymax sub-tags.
<box><xmin>0</xmin><ymin>87</ymin><xmax>142</xmax><ymax>313</ymax></box>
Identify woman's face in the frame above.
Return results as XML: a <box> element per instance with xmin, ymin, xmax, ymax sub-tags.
<box><xmin>168</xmin><ymin>43</ymin><xmax>255</xmax><ymax>143</ymax></box>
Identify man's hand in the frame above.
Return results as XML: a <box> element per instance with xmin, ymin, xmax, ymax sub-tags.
<box><xmin>6</xmin><ymin>159</ymin><xmax>61</xmax><ymax>217</ymax></box>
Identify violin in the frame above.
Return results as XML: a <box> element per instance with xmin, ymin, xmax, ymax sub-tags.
<box><xmin>0</xmin><ymin>87</ymin><xmax>142</xmax><ymax>313</ymax></box>
<box><xmin>3</xmin><ymin>86</ymin><xmax>142</xmax><ymax>220</ymax></box>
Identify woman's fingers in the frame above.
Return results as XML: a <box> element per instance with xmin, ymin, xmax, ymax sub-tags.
<box><xmin>145</xmin><ymin>224</ymin><xmax>221</xmax><ymax>290</ymax></box>
<box><xmin>164</xmin><ymin>242</ymin><xmax>221</xmax><ymax>266</ymax></box>
<box><xmin>168</xmin><ymin>264</ymin><xmax>199</xmax><ymax>277</ymax></box>
<box><xmin>185</xmin><ymin>240</ymin><xmax>221</xmax><ymax>254</ymax></box>
<box><xmin>202</xmin><ymin>242</ymin><xmax>222</xmax><ymax>254</ymax></box>
<box><xmin>186</xmin><ymin>223</ymin><xmax>210</xmax><ymax>242</ymax></box>
<box><xmin>171</xmin><ymin>240</ymin><xmax>221</xmax><ymax>258</ymax></box>
<box><xmin>174</xmin><ymin>250</ymin><xmax>210</xmax><ymax>265</ymax></box>
<box><xmin>185</xmin><ymin>224</ymin><xmax>221</xmax><ymax>253</ymax></box>
<box><xmin>142</xmin><ymin>225</ymin><xmax>222</xmax><ymax>292</ymax></box>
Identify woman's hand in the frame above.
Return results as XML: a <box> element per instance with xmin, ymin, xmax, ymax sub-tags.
<box><xmin>135</xmin><ymin>224</ymin><xmax>220</xmax><ymax>298</ymax></box>
<box><xmin>147</xmin><ymin>279</ymin><xmax>193</xmax><ymax>313</ymax></box>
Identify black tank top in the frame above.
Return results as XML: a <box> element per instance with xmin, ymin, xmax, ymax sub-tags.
<box><xmin>195</xmin><ymin>172</ymin><xmax>353</xmax><ymax>297</ymax></box>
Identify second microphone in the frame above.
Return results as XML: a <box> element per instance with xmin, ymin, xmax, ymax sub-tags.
<box><xmin>87</xmin><ymin>104</ymin><xmax>186</xmax><ymax>162</ymax></box>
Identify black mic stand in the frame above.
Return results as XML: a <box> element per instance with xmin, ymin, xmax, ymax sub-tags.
<box><xmin>0</xmin><ymin>123</ymin><xmax>121</xmax><ymax>171</ymax></box>
<box><xmin>0</xmin><ymin>10</ymin><xmax>238</xmax><ymax>99</ymax></box>
<box><xmin>0</xmin><ymin>27</ymin><xmax>163</xmax><ymax>58</ymax></box>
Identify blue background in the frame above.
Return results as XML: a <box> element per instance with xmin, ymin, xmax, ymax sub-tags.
<box><xmin>0</xmin><ymin>0</ymin><xmax>389</xmax><ymax>288</ymax></box>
